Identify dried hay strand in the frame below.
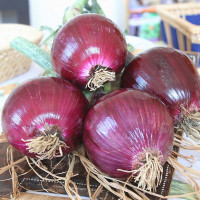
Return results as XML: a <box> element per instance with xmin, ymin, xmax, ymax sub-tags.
<box><xmin>10</xmin><ymin>148</ymin><xmax>20</xmax><ymax>199</ymax></box>
<box><xmin>75</xmin><ymin>145</ymin><xmax>200</xmax><ymax>200</ymax></box>
<box><xmin>64</xmin><ymin>154</ymin><xmax>81</xmax><ymax>200</ymax></box>
<box><xmin>0</xmin><ymin>133</ymin><xmax>8</xmax><ymax>143</ymax></box>
<box><xmin>1</xmin><ymin>134</ymin><xmax>200</xmax><ymax>199</ymax></box>
<box><xmin>167</xmin><ymin>156</ymin><xmax>200</xmax><ymax>199</ymax></box>
<box><xmin>0</xmin><ymin>157</ymin><xmax>26</xmax><ymax>175</ymax></box>
<box><xmin>173</xmin><ymin>133</ymin><xmax>200</xmax><ymax>151</ymax></box>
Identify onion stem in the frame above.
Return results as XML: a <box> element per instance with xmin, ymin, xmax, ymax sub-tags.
<box><xmin>10</xmin><ymin>37</ymin><xmax>56</xmax><ymax>76</ymax></box>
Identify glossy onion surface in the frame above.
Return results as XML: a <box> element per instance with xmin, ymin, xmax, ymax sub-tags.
<box><xmin>1</xmin><ymin>77</ymin><xmax>89</xmax><ymax>157</ymax></box>
<box><xmin>51</xmin><ymin>13</ymin><xmax>127</xmax><ymax>89</ymax></box>
<box><xmin>83</xmin><ymin>89</ymin><xmax>174</xmax><ymax>178</ymax></box>
<box><xmin>121</xmin><ymin>47</ymin><xmax>200</xmax><ymax>121</ymax></box>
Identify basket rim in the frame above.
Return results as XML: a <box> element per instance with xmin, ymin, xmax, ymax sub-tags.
<box><xmin>0</xmin><ymin>23</ymin><xmax>43</xmax><ymax>51</ymax></box>
<box><xmin>156</xmin><ymin>2</ymin><xmax>200</xmax><ymax>37</ymax></box>
<box><xmin>156</xmin><ymin>2</ymin><xmax>200</xmax><ymax>11</ymax></box>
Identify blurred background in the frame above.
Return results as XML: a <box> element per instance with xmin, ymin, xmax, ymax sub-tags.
<box><xmin>0</xmin><ymin>0</ymin><xmax>198</xmax><ymax>42</ymax></box>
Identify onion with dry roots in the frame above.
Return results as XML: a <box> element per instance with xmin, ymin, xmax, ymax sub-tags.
<box><xmin>83</xmin><ymin>89</ymin><xmax>174</xmax><ymax>191</ymax></box>
<box><xmin>51</xmin><ymin>13</ymin><xmax>127</xmax><ymax>91</ymax></box>
<box><xmin>1</xmin><ymin>77</ymin><xmax>89</xmax><ymax>160</ymax></box>
<box><xmin>121</xmin><ymin>47</ymin><xmax>200</xmax><ymax>142</ymax></box>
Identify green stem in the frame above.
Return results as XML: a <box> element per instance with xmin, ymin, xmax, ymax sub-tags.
<box><xmin>40</xmin><ymin>27</ymin><xmax>59</xmax><ymax>47</ymax></box>
<box><xmin>91</xmin><ymin>0</ymin><xmax>105</xmax><ymax>16</ymax></box>
<box><xmin>73</xmin><ymin>0</ymin><xmax>89</xmax><ymax>11</ymax></box>
<box><xmin>63</xmin><ymin>0</ymin><xmax>89</xmax><ymax>23</ymax></box>
<box><xmin>10</xmin><ymin>37</ymin><xmax>56</xmax><ymax>76</ymax></box>
<box><xmin>103</xmin><ymin>82</ymin><xmax>112</xmax><ymax>92</ymax></box>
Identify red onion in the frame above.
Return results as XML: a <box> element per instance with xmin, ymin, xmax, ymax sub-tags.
<box><xmin>83</xmin><ymin>89</ymin><xmax>174</xmax><ymax>191</ymax></box>
<box><xmin>121</xmin><ymin>47</ymin><xmax>200</xmax><ymax>141</ymax></box>
<box><xmin>1</xmin><ymin>77</ymin><xmax>89</xmax><ymax>159</ymax></box>
<box><xmin>51</xmin><ymin>13</ymin><xmax>127</xmax><ymax>91</ymax></box>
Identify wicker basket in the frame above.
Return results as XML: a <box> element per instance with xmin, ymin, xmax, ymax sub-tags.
<box><xmin>156</xmin><ymin>2</ymin><xmax>200</xmax><ymax>66</ymax></box>
<box><xmin>0</xmin><ymin>24</ymin><xmax>43</xmax><ymax>83</ymax></box>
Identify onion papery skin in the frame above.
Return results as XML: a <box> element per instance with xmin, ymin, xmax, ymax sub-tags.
<box><xmin>1</xmin><ymin>77</ymin><xmax>89</xmax><ymax>158</ymax></box>
<box><xmin>51</xmin><ymin>13</ymin><xmax>127</xmax><ymax>89</ymax></box>
<box><xmin>121</xmin><ymin>47</ymin><xmax>200</xmax><ymax>122</ymax></box>
<box><xmin>83</xmin><ymin>89</ymin><xmax>174</xmax><ymax>179</ymax></box>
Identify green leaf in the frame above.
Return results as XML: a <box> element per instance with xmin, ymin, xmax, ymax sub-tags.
<box><xmin>10</xmin><ymin>37</ymin><xmax>56</xmax><ymax>77</ymax></box>
<box><xmin>90</xmin><ymin>0</ymin><xmax>105</xmax><ymax>16</ymax></box>
<box><xmin>170</xmin><ymin>180</ymin><xmax>198</xmax><ymax>200</ymax></box>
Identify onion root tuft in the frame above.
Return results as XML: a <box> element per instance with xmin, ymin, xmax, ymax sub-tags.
<box><xmin>133</xmin><ymin>152</ymin><xmax>163</xmax><ymax>192</ymax></box>
<box><xmin>22</xmin><ymin>124</ymin><xmax>68</xmax><ymax>160</ymax></box>
<box><xmin>118</xmin><ymin>151</ymin><xmax>163</xmax><ymax>192</ymax></box>
<box><xmin>86</xmin><ymin>65</ymin><xmax>115</xmax><ymax>91</ymax></box>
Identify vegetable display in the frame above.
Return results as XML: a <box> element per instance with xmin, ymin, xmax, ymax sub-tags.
<box><xmin>1</xmin><ymin>77</ymin><xmax>89</xmax><ymax>159</ymax></box>
<box><xmin>3</xmin><ymin>2</ymin><xmax>200</xmax><ymax>198</ymax></box>
<box><xmin>51</xmin><ymin>13</ymin><xmax>127</xmax><ymax>91</ymax></box>
<box><xmin>121</xmin><ymin>47</ymin><xmax>200</xmax><ymax>141</ymax></box>
<box><xmin>83</xmin><ymin>89</ymin><xmax>174</xmax><ymax>191</ymax></box>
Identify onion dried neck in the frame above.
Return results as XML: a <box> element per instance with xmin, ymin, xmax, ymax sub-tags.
<box><xmin>22</xmin><ymin>124</ymin><xmax>68</xmax><ymax>160</ymax></box>
<box><xmin>177</xmin><ymin>105</ymin><xmax>200</xmax><ymax>142</ymax></box>
<box><xmin>86</xmin><ymin>65</ymin><xmax>115</xmax><ymax>91</ymax></box>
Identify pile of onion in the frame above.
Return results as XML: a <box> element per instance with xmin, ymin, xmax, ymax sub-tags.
<box><xmin>1</xmin><ymin>77</ymin><xmax>89</xmax><ymax>160</ymax></box>
<box><xmin>2</xmin><ymin>13</ymin><xmax>186</xmax><ymax>195</ymax></box>
<box><xmin>51</xmin><ymin>13</ymin><xmax>127</xmax><ymax>91</ymax></box>
<box><xmin>121</xmin><ymin>47</ymin><xmax>200</xmax><ymax>142</ymax></box>
<box><xmin>83</xmin><ymin>89</ymin><xmax>174</xmax><ymax>191</ymax></box>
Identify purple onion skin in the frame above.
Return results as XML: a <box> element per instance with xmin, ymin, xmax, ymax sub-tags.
<box><xmin>51</xmin><ymin>13</ymin><xmax>127</xmax><ymax>89</ymax></box>
<box><xmin>1</xmin><ymin>77</ymin><xmax>89</xmax><ymax>157</ymax></box>
<box><xmin>83</xmin><ymin>89</ymin><xmax>174</xmax><ymax>179</ymax></box>
<box><xmin>121</xmin><ymin>47</ymin><xmax>200</xmax><ymax>122</ymax></box>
